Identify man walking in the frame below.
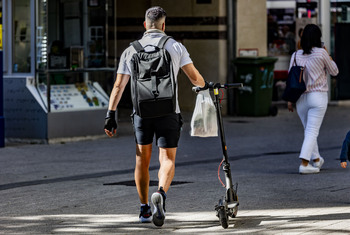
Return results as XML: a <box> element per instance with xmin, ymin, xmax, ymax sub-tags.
<box><xmin>104</xmin><ymin>6</ymin><xmax>205</xmax><ymax>227</ymax></box>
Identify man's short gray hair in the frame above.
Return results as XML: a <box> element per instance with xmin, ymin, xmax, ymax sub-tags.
<box><xmin>145</xmin><ymin>6</ymin><xmax>167</xmax><ymax>24</ymax></box>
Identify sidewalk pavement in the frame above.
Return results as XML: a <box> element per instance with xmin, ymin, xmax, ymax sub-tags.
<box><xmin>0</xmin><ymin>104</ymin><xmax>350</xmax><ymax>234</ymax></box>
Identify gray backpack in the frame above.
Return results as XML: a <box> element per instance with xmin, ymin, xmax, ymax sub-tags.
<box><xmin>130</xmin><ymin>36</ymin><xmax>176</xmax><ymax>118</ymax></box>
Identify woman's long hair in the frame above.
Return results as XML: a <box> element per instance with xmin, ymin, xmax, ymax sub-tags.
<box><xmin>300</xmin><ymin>24</ymin><xmax>322</xmax><ymax>54</ymax></box>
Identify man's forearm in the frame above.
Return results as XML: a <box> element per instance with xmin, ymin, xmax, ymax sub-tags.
<box><xmin>181</xmin><ymin>63</ymin><xmax>205</xmax><ymax>88</ymax></box>
<box><xmin>108</xmin><ymin>87</ymin><xmax>122</xmax><ymax>111</ymax></box>
<box><xmin>108</xmin><ymin>74</ymin><xmax>130</xmax><ymax>110</ymax></box>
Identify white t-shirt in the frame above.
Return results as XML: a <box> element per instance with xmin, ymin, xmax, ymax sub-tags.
<box><xmin>117</xmin><ymin>30</ymin><xmax>193</xmax><ymax>113</ymax></box>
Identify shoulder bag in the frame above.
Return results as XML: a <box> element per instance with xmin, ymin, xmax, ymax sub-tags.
<box><xmin>282</xmin><ymin>52</ymin><xmax>306</xmax><ymax>103</ymax></box>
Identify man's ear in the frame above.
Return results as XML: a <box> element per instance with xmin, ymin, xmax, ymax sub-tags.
<box><xmin>143</xmin><ymin>21</ymin><xmax>147</xmax><ymax>29</ymax></box>
<box><xmin>162</xmin><ymin>22</ymin><xmax>165</xmax><ymax>31</ymax></box>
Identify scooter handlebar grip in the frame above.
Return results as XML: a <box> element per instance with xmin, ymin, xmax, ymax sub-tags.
<box><xmin>223</xmin><ymin>83</ymin><xmax>243</xmax><ymax>89</ymax></box>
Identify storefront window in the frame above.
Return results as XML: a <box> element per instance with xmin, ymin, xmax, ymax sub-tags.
<box><xmin>12</xmin><ymin>0</ymin><xmax>31</xmax><ymax>73</ymax></box>
<box><xmin>88</xmin><ymin>1</ymin><xmax>108</xmax><ymax>68</ymax></box>
<box><xmin>267</xmin><ymin>8</ymin><xmax>296</xmax><ymax>56</ymax></box>
<box><xmin>43</xmin><ymin>0</ymin><xmax>111</xmax><ymax>69</ymax></box>
<box><xmin>331</xmin><ymin>1</ymin><xmax>350</xmax><ymax>55</ymax></box>
<box><xmin>33</xmin><ymin>0</ymin><xmax>116</xmax><ymax>112</ymax></box>
<box><xmin>332</xmin><ymin>3</ymin><xmax>350</xmax><ymax>23</ymax></box>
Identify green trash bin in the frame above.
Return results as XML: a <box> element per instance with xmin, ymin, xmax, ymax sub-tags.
<box><xmin>233</xmin><ymin>57</ymin><xmax>278</xmax><ymax>116</ymax></box>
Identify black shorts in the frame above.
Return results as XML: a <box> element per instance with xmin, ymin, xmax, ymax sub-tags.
<box><xmin>131</xmin><ymin>113</ymin><xmax>183</xmax><ymax>148</ymax></box>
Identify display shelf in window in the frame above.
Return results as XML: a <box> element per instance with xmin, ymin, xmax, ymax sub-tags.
<box><xmin>37</xmin><ymin>82</ymin><xmax>109</xmax><ymax>112</ymax></box>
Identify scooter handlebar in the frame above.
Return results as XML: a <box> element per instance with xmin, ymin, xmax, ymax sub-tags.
<box><xmin>192</xmin><ymin>82</ymin><xmax>243</xmax><ymax>92</ymax></box>
<box><xmin>222</xmin><ymin>83</ymin><xmax>244</xmax><ymax>89</ymax></box>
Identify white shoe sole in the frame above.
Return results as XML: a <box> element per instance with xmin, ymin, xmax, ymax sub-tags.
<box><xmin>299</xmin><ymin>170</ymin><xmax>320</xmax><ymax>174</ymax></box>
<box><xmin>299</xmin><ymin>165</ymin><xmax>320</xmax><ymax>174</ymax></box>
<box><xmin>299</xmin><ymin>167</ymin><xmax>320</xmax><ymax>175</ymax></box>
<box><xmin>151</xmin><ymin>192</ymin><xmax>165</xmax><ymax>227</ymax></box>
<box><xmin>139</xmin><ymin>215</ymin><xmax>152</xmax><ymax>223</ymax></box>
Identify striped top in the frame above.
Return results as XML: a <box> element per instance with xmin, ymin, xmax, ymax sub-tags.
<box><xmin>289</xmin><ymin>48</ymin><xmax>339</xmax><ymax>92</ymax></box>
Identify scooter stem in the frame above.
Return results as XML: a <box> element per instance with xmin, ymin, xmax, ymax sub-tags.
<box><xmin>213</xmin><ymin>88</ymin><xmax>234</xmax><ymax>202</ymax></box>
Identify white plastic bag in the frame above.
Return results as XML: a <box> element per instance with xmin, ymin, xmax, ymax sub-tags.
<box><xmin>190</xmin><ymin>90</ymin><xmax>218</xmax><ymax>137</ymax></box>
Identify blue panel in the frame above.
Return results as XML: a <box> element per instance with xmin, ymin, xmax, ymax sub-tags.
<box><xmin>3</xmin><ymin>77</ymin><xmax>47</xmax><ymax>139</ymax></box>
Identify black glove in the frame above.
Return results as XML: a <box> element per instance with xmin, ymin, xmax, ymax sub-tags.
<box><xmin>104</xmin><ymin>110</ymin><xmax>117</xmax><ymax>133</ymax></box>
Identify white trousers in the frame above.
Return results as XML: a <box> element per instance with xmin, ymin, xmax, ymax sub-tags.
<box><xmin>296</xmin><ymin>92</ymin><xmax>328</xmax><ymax>162</ymax></box>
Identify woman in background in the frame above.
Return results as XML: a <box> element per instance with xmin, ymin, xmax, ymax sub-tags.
<box><xmin>287</xmin><ymin>24</ymin><xmax>339</xmax><ymax>174</ymax></box>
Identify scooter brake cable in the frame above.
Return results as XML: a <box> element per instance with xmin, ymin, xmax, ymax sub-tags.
<box><xmin>218</xmin><ymin>158</ymin><xmax>226</xmax><ymax>187</ymax></box>
<box><xmin>219</xmin><ymin>89</ymin><xmax>224</xmax><ymax>103</ymax></box>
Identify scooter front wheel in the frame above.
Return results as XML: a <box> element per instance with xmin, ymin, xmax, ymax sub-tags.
<box><xmin>218</xmin><ymin>207</ymin><xmax>229</xmax><ymax>229</ymax></box>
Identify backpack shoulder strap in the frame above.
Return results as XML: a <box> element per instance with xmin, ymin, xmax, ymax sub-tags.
<box><xmin>157</xmin><ymin>36</ymin><xmax>172</xmax><ymax>49</ymax></box>
<box><xmin>130</xmin><ymin>40</ymin><xmax>144</xmax><ymax>52</ymax></box>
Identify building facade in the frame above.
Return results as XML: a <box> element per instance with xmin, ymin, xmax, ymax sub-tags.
<box><xmin>1</xmin><ymin>0</ymin><xmax>348</xmax><ymax>142</ymax></box>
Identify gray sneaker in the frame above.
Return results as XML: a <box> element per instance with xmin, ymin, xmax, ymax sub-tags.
<box><xmin>151</xmin><ymin>187</ymin><xmax>166</xmax><ymax>227</ymax></box>
<box><xmin>299</xmin><ymin>164</ymin><xmax>320</xmax><ymax>174</ymax></box>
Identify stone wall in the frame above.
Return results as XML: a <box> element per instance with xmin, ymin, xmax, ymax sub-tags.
<box><xmin>236</xmin><ymin>0</ymin><xmax>267</xmax><ymax>57</ymax></box>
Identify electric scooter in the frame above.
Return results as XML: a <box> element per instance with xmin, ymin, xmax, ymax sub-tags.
<box><xmin>193</xmin><ymin>82</ymin><xmax>242</xmax><ymax>229</ymax></box>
